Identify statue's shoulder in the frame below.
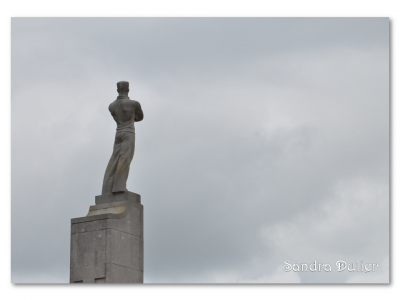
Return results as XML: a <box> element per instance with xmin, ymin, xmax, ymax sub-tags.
<box><xmin>125</xmin><ymin>99</ymin><xmax>139</xmax><ymax>109</ymax></box>
<box><xmin>108</xmin><ymin>100</ymin><xmax>117</xmax><ymax>112</ymax></box>
<box><xmin>130</xmin><ymin>99</ymin><xmax>142</xmax><ymax>108</ymax></box>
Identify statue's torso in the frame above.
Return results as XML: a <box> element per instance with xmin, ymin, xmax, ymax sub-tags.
<box><xmin>109</xmin><ymin>96</ymin><xmax>137</xmax><ymax>133</ymax></box>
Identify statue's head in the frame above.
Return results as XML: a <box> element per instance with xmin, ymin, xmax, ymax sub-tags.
<box><xmin>117</xmin><ymin>81</ymin><xmax>129</xmax><ymax>95</ymax></box>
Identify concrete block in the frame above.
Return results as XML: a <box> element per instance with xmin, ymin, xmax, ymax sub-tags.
<box><xmin>108</xmin><ymin>204</ymin><xmax>143</xmax><ymax>237</ymax></box>
<box><xmin>71</xmin><ymin>219</ymin><xmax>107</xmax><ymax>234</ymax></box>
<box><xmin>105</xmin><ymin>263</ymin><xmax>143</xmax><ymax>284</ymax></box>
<box><xmin>70</xmin><ymin>230</ymin><xmax>106</xmax><ymax>270</ymax></box>
<box><xmin>70</xmin><ymin>196</ymin><xmax>143</xmax><ymax>283</ymax></box>
<box><xmin>109</xmin><ymin>230</ymin><xmax>143</xmax><ymax>270</ymax></box>
<box><xmin>70</xmin><ymin>264</ymin><xmax>106</xmax><ymax>283</ymax></box>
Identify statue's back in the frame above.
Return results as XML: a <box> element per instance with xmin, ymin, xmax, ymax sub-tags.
<box><xmin>109</xmin><ymin>98</ymin><xmax>136</xmax><ymax>133</ymax></box>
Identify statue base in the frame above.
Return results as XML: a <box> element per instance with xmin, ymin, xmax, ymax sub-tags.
<box><xmin>70</xmin><ymin>195</ymin><xmax>143</xmax><ymax>283</ymax></box>
<box><xmin>95</xmin><ymin>191</ymin><xmax>141</xmax><ymax>205</ymax></box>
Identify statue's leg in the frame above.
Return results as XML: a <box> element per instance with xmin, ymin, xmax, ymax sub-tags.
<box><xmin>101</xmin><ymin>133</ymin><xmax>122</xmax><ymax>194</ymax></box>
<box><xmin>111</xmin><ymin>132</ymin><xmax>135</xmax><ymax>193</ymax></box>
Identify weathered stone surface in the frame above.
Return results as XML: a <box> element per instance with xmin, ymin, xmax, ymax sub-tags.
<box><xmin>71</xmin><ymin>219</ymin><xmax>107</xmax><ymax>234</ymax></box>
<box><xmin>70</xmin><ymin>264</ymin><xmax>106</xmax><ymax>283</ymax></box>
<box><xmin>109</xmin><ymin>230</ymin><xmax>143</xmax><ymax>270</ymax></box>
<box><xmin>105</xmin><ymin>263</ymin><xmax>143</xmax><ymax>283</ymax></box>
<box><xmin>108</xmin><ymin>204</ymin><xmax>143</xmax><ymax>238</ymax></box>
<box><xmin>70</xmin><ymin>230</ymin><xmax>107</xmax><ymax>269</ymax></box>
<box><xmin>70</xmin><ymin>198</ymin><xmax>143</xmax><ymax>283</ymax></box>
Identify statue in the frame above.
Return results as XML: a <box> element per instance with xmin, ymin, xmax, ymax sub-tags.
<box><xmin>101</xmin><ymin>81</ymin><xmax>144</xmax><ymax>195</ymax></box>
<box><xmin>71</xmin><ymin>81</ymin><xmax>145</xmax><ymax>283</ymax></box>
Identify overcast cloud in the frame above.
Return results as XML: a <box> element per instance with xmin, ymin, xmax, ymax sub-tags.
<box><xmin>11</xmin><ymin>18</ymin><xmax>389</xmax><ymax>283</ymax></box>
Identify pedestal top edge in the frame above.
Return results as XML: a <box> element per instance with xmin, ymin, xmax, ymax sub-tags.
<box><xmin>89</xmin><ymin>200</ymin><xmax>131</xmax><ymax>210</ymax></box>
<box><xmin>71</xmin><ymin>202</ymin><xmax>143</xmax><ymax>224</ymax></box>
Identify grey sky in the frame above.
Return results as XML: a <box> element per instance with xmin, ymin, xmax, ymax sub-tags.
<box><xmin>11</xmin><ymin>17</ymin><xmax>389</xmax><ymax>283</ymax></box>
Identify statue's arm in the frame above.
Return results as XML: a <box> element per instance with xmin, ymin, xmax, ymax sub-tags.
<box><xmin>134</xmin><ymin>101</ymin><xmax>144</xmax><ymax>122</ymax></box>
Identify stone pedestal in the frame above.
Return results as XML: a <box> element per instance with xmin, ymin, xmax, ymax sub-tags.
<box><xmin>70</xmin><ymin>193</ymin><xmax>143</xmax><ymax>283</ymax></box>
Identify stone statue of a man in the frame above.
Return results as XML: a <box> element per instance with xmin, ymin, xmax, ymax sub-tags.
<box><xmin>101</xmin><ymin>81</ymin><xmax>144</xmax><ymax>195</ymax></box>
